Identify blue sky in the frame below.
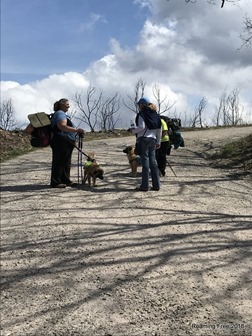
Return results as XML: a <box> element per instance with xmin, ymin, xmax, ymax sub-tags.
<box><xmin>1</xmin><ymin>0</ymin><xmax>252</xmax><ymax>128</ymax></box>
<box><xmin>1</xmin><ymin>0</ymin><xmax>148</xmax><ymax>82</ymax></box>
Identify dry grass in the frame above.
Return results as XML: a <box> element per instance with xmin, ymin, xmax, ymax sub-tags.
<box><xmin>0</xmin><ymin>129</ymin><xmax>133</xmax><ymax>162</ymax></box>
<box><xmin>209</xmin><ymin>134</ymin><xmax>252</xmax><ymax>178</ymax></box>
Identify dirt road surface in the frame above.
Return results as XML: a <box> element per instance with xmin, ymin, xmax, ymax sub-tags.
<box><xmin>1</xmin><ymin>127</ymin><xmax>252</xmax><ymax>336</ymax></box>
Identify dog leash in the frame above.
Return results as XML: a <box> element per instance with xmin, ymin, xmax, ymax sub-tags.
<box><xmin>63</xmin><ymin>134</ymin><xmax>94</xmax><ymax>162</ymax></box>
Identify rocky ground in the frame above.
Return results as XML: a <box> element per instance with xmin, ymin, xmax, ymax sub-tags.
<box><xmin>1</xmin><ymin>126</ymin><xmax>252</xmax><ymax>336</ymax></box>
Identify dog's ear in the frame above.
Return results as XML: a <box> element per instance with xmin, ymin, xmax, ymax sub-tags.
<box><xmin>88</xmin><ymin>151</ymin><xmax>95</xmax><ymax>160</ymax></box>
<box><xmin>123</xmin><ymin>146</ymin><xmax>133</xmax><ymax>154</ymax></box>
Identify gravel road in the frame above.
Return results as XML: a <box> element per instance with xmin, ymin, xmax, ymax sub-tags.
<box><xmin>1</xmin><ymin>127</ymin><xmax>252</xmax><ymax>336</ymax></box>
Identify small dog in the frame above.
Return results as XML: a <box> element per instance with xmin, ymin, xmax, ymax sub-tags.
<box><xmin>123</xmin><ymin>146</ymin><xmax>142</xmax><ymax>177</ymax></box>
<box><xmin>82</xmin><ymin>152</ymin><xmax>104</xmax><ymax>187</ymax></box>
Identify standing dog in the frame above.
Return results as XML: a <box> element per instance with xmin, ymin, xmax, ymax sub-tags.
<box><xmin>82</xmin><ymin>152</ymin><xmax>104</xmax><ymax>187</ymax></box>
<box><xmin>123</xmin><ymin>146</ymin><xmax>142</xmax><ymax>177</ymax></box>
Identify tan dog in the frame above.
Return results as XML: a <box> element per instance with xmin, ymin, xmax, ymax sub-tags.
<box><xmin>82</xmin><ymin>152</ymin><xmax>104</xmax><ymax>187</ymax></box>
<box><xmin>123</xmin><ymin>146</ymin><xmax>142</xmax><ymax>177</ymax></box>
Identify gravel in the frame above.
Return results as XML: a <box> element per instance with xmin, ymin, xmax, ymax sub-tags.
<box><xmin>1</xmin><ymin>126</ymin><xmax>252</xmax><ymax>336</ymax></box>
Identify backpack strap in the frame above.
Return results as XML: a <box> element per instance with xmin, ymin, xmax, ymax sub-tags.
<box><xmin>52</xmin><ymin>116</ymin><xmax>73</xmax><ymax>135</ymax></box>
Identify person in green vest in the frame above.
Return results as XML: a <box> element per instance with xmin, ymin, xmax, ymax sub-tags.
<box><xmin>156</xmin><ymin>116</ymin><xmax>171</xmax><ymax>176</ymax></box>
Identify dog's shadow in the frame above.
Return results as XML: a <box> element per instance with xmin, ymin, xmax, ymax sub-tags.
<box><xmin>109</xmin><ymin>171</ymin><xmax>141</xmax><ymax>178</ymax></box>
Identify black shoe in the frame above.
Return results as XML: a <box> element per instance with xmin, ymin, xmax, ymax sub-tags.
<box><xmin>52</xmin><ymin>184</ymin><xmax>66</xmax><ymax>188</ymax></box>
<box><xmin>135</xmin><ymin>187</ymin><xmax>148</xmax><ymax>192</ymax></box>
<box><xmin>160</xmin><ymin>170</ymin><xmax>166</xmax><ymax>176</ymax></box>
<box><xmin>151</xmin><ymin>187</ymin><xmax>160</xmax><ymax>191</ymax></box>
<box><xmin>66</xmin><ymin>182</ymin><xmax>78</xmax><ymax>187</ymax></box>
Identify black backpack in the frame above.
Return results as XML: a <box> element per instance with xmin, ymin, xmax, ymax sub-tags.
<box><xmin>28</xmin><ymin>112</ymin><xmax>53</xmax><ymax>147</ymax></box>
<box><xmin>162</xmin><ymin>117</ymin><xmax>181</xmax><ymax>131</ymax></box>
<box><xmin>161</xmin><ymin>116</ymin><xmax>184</xmax><ymax>148</ymax></box>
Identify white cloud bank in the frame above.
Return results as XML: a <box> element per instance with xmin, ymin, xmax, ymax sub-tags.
<box><xmin>1</xmin><ymin>0</ymin><xmax>252</xmax><ymax>128</ymax></box>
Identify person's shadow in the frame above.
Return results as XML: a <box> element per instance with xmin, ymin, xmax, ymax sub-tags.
<box><xmin>0</xmin><ymin>184</ymin><xmax>50</xmax><ymax>192</ymax></box>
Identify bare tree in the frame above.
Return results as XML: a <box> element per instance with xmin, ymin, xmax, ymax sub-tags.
<box><xmin>190</xmin><ymin>97</ymin><xmax>208</xmax><ymax>128</ymax></box>
<box><xmin>226</xmin><ymin>88</ymin><xmax>243</xmax><ymax>125</ymax></box>
<box><xmin>152</xmin><ymin>83</ymin><xmax>177</xmax><ymax>115</ymax></box>
<box><xmin>240</xmin><ymin>15</ymin><xmax>252</xmax><ymax>48</ymax></box>
<box><xmin>213</xmin><ymin>88</ymin><xmax>243</xmax><ymax>126</ymax></box>
<box><xmin>181</xmin><ymin>108</ymin><xmax>190</xmax><ymax>127</ymax></box>
<box><xmin>0</xmin><ymin>98</ymin><xmax>19</xmax><ymax>130</ymax></box>
<box><xmin>123</xmin><ymin>78</ymin><xmax>146</xmax><ymax>114</ymax></box>
<box><xmin>73</xmin><ymin>85</ymin><xmax>103</xmax><ymax>132</ymax></box>
<box><xmin>213</xmin><ymin>89</ymin><xmax>228</xmax><ymax>126</ymax></box>
<box><xmin>99</xmin><ymin>93</ymin><xmax>121</xmax><ymax>131</ymax></box>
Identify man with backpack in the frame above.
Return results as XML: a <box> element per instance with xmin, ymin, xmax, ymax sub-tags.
<box><xmin>129</xmin><ymin>97</ymin><xmax>162</xmax><ymax>192</ymax></box>
<box><xmin>50</xmin><ymin>98</ymin><xmax>84</xmax><ymax>188</ymax></box>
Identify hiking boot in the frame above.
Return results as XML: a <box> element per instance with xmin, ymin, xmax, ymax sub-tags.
<box><xmin>151</xmin><ymin>187</ymin><xmax>160</xmax><ymax>191</ymax></box>
<box><xmin>53</xmin><ymin>184</ymin><xmax>66</xmax><ymax>188</ymax></box>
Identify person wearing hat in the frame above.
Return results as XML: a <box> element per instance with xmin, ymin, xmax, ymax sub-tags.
<box><xmin>129</xmin><ymin>97</ymin><xmax>162</xmax><ymax>191</ymax></box>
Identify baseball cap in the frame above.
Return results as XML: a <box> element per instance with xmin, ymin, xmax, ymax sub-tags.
<box><xmin>137</xmin><ymin>96</ymin><xmax>151</xmax><ymax>105</ymax></box>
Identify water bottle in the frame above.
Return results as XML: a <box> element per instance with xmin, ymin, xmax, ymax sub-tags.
<box><xmin>130</xmin><ymin>119</ymin><xmax>135</xmax><ymax>128</ymax></box>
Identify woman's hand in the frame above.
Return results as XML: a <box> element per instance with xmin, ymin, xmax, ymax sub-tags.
<box><xmin>76</xmin><ymin>128</ymin><xmax>84</xmax><ymax>135</ymax></box>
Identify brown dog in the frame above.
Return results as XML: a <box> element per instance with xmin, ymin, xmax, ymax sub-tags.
<box><xmin>82</xmin><ymin>153</ymin><xmax>104</xmax><ymax>187</ymax></box>
<box><xmin>123</xmin><ymin>146</ymin><xmax>142</xmax><ymax>177</ymax></box>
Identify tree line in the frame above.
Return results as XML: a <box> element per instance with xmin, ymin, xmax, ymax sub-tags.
<box><xmin>1</xmin><ymin>80</ymin><xmax>250</xmax><ymax>131</ymax></box>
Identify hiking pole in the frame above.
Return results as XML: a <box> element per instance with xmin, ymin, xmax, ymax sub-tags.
<box><xmin>79</xmin><ymin>133</ymin><xmax>84</xmax><ymax>182</ymax></box>
<box><xmin>77</xmin><ymin>137</ymin><xmax>80</xmax><ymax>185</ymax></box>
<box><xmin>166</xmin><ymin>159</ymin><xmax>177</xmax><ymax>177</ymax></box>
<box><xmin>77</xmin><ymin>134</ymin><xmax>84</xmax><ymax>185</ymax></box>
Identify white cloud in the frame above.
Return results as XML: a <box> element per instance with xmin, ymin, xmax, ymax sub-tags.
<box><xmin>1</xmin><ymin>73</ymin><xmax>90</xmax><ymax>124</ymax></box>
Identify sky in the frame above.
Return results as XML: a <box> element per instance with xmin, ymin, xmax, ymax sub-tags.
<box><xmin>1</xmin><ymin>0</ymin><xmax>252</xmax><ymax>129</ymax></box>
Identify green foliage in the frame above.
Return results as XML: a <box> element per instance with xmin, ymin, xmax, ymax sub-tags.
<box><xmin>1</xmin><ymin>147</ymin><xmax>34</xmax><ymax>162</ymax></box>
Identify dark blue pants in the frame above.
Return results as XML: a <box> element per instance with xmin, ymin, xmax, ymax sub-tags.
<box><xmin>139</xmin><ymin>137</ymin><xmax>160</xmax><ymax>190</ymax></box>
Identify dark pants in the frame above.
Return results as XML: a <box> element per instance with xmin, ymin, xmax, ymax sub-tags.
<box><xmin>156</xmin><ymin>141</ymin><xmax>170</xmax><ymax>173</ymax></box>
<box><xmin>50</xmin><ymin>137</ymin><xmax>74</xmax><ymax>187</ymax></box>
